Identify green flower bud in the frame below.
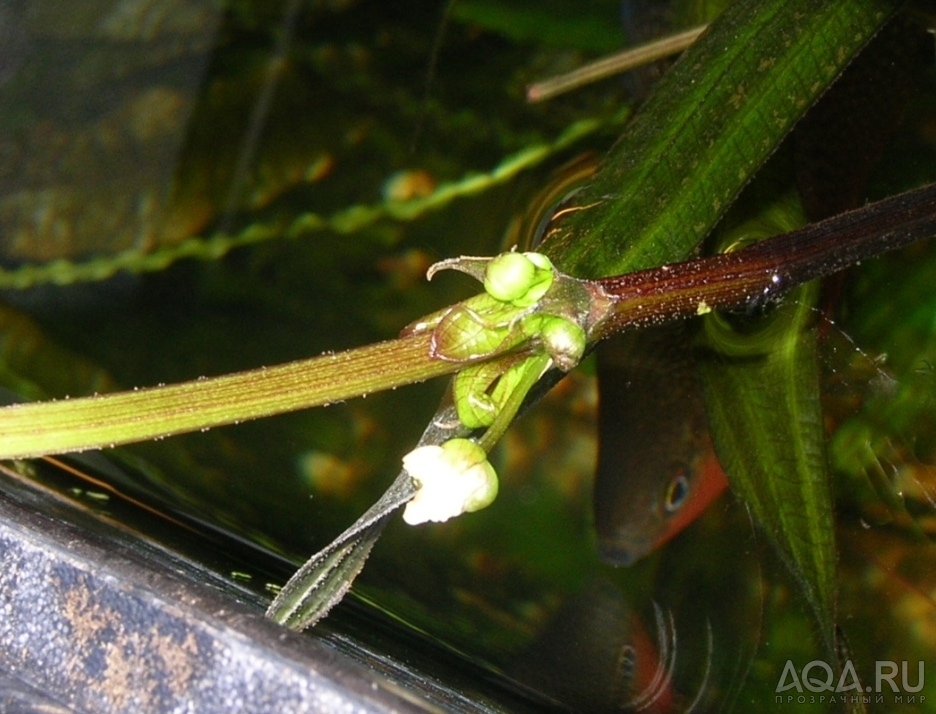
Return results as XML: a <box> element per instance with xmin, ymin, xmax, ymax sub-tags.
<box><xmin>483</xmin><ymin>252</ymin><xmax>537</xmax><ymax>303</ymax></box>
<box><xmin>482</xmin><ymin>251</ymin><xmax>556</xmax><ymax>307</ymax></box>
<box><xmin>540</xmin><ymin>316</ymin><xmax>586</xmax><ymax>371</ymax></box>
<box><xmin>523</xmin><ymin>252</ymin><xmax>554</xmax><ymax>271</ymax></box>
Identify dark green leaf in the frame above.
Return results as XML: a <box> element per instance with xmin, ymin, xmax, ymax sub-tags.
<box><xmin>698</xmin><ymin>288</ymin><xmax>836</xmax><ymax>645</ymax></box>
<box><xmin>541</xmin><ymin>0</ymin><xmax>900</xmax><ymax>277</ymax></box>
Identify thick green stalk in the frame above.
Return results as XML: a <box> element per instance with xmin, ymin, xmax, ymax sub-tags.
<box><xmin>0</xmin><ymin>333</ymin><xmax>453</xmax><ymax>459</ymax></box>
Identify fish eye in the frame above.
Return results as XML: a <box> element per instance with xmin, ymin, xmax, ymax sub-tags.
<box><xmin>616</xmin><ymin>644</ymin><xmax>637</xmax><ymax>682</ymax></box>
<box><xmin>664</xmin><ymin>472</ymin><xmax>690</xmax><ymax>513</ymax></box>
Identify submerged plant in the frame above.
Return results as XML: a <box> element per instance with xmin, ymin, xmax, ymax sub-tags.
<box><xmin>0</xmin><ymin>0</ymin><xmax>934</xmax><ymax>709</ymax></box>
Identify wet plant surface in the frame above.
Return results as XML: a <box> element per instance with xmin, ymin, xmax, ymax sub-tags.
<box><xmin>0</xmin><ymin>1</ymin><xmax>935</xmax><ymax>711</ymax></box>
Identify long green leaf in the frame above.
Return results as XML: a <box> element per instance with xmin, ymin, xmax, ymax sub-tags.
<box><xmin>698</xmin><ymin>292</ymin><xmax>836</xmax><ymax>633</ymax></box>
<box><xmin>699</xmin><ymin>174</ymin><xmax>841</xmax><ymax>651</ymax></box>
<box><xmin>540</xmin><ymin>0</ymin><xmax>899</xmax><ymax>277</ymax></box>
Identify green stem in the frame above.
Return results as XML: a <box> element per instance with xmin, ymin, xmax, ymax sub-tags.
<box><xmin>0</xmin><ymin>333</ymin><xmax>453</xmax><ymax>459</ymax></box>
<box><xmin>3</xmin><ymin>182</ymin><xmax>931</xmax><ymax>462</ymax></box>
<box><xmin>476</xmin><ymin>354</ymin><xmax>551</xmax><ymax>452</ymax></box>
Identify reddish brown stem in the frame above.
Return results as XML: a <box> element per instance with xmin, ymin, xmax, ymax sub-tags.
<box><xmin>594</xmin><ymin>183</ymin><xmax>936</xmax><ymax>337</ymax></box>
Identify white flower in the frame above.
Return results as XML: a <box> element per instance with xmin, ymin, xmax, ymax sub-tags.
<box><xmin>401</xmin><ymin>438</ymin><xmax>498</xmax><ymax>525</ymax></box>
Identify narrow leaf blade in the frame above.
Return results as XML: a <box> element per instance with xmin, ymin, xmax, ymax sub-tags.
<box><xmin>698</xmin><ymin>297</ymin><xmax>837</xmax><ymax>649</ymax></box>
<box><xmin>542</xmin><ymin>0</ymin><xmax>899</xmax><ymax>277</ymax></box>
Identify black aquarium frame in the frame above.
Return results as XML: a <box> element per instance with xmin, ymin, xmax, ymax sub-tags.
<box><xmin>0</xmin><ymin>458</ymin><xmax>555</xmax><ymax>713</ymax></box>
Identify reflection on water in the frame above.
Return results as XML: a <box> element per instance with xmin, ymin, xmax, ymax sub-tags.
<box><xmin>0</xmin><ymin>1</ymin><xmax>934</xmax><ymax>711</ymax></box>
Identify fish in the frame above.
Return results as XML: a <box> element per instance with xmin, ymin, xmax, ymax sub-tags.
<box><xmin>508</xmin><ymin>578</ymin><xmax>679</xmax><ymax>713</ymax></box>
<box><xmin>593</xmin><ymin>323</ymin><xmax>729</xmax><ymax>567</ymax></box>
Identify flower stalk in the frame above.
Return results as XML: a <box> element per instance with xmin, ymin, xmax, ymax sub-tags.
<box><xmin>0</xmin><ymin>182</ymin><xmax>933</xmax><ymax>463</ymax></box>
<box><xmin>0</xmin><ymin>331</ymin><xmax>453</xmax><ymax>459</ymax></box>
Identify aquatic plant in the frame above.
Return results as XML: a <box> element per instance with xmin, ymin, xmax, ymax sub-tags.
<box><xmin>0</xmin><ymin>0</ymin><xmax>933</xmax><ymax>710</ymax></box>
